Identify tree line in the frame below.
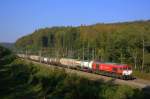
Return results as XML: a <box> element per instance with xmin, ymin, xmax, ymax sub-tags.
<box><xmin>15</xmin><ymin>20</ymin><xmax>150</xmax><ymax>72</ymax></box>
<box><xmin>0</xmin><ymin>45</ymin><xmax>149</xmax><ymax>99</ymax></box>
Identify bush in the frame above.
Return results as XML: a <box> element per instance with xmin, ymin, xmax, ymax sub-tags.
<box><xmin>0</xmin><ymin>46</ymin><xmax>149</xmax><ymax>99</ymax></box>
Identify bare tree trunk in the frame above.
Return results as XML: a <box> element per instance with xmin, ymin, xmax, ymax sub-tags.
<box><xmin>142</xmin><ymin>39</ymin><xmax>145</xmax><ymax>72</ymax></box>
<box><xmin>120</xmin><ymin>52</ymin><xmax>123</xmax><ymax>64</ymax></box>
<box><xmin>83</xmin><ymin>46</ymin><xmax>84</xmax><ymax>60</ymax></box>
<box><xmin>39</xmin><ymin>50</ymin><xmax>41</xmax><ymax>63</ymax></box>
<box><xmin>134</xmin><ymin>56</ymin><xmax>137</xmax><ymax>69</ymax></box>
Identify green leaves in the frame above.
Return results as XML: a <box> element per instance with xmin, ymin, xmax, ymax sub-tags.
<box><xmin>0</xmin><ymin>45</ymin><xmax>149</xmax><ymax>98</ymax></box>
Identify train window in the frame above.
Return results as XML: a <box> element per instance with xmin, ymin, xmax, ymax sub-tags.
<box><xmin>128</xmin><ymin>67</ymin><xmax>131</xmax><ymax>70</ymax></box>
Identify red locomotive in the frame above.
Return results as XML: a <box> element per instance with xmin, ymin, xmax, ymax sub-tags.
<box><xmin>91</xmin><ymin>61</ymin><xmax>132</xmax><ymax>79</ymax></box>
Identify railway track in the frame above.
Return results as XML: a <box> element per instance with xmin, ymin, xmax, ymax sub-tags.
<box><xmin>23</xmin><ymin>59</ymin><xmax>150</xmax><ymax>91</ymax></box>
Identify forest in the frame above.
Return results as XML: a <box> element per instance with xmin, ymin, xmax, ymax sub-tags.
<box><xmin>0</xmin><ymin>45</ymin><xmax>150</xmax><ymax>99</ymax></box>
<box><xmin>15</xmin><ymin>20</ymin><xmax>150</xmax><ymax>73</ymax></box>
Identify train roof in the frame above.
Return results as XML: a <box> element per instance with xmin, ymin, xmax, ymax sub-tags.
<box><xmin>93</xmin><ymin>61</ymin><xmax>127</xmax><ymax>66</ymax></box>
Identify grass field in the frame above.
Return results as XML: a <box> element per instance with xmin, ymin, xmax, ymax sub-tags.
<box><xmin>133</xmin><ymin>70</ymin><xmax>150</xmax><ymax>80</ymax></box>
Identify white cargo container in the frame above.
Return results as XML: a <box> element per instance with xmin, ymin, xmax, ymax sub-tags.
<box><xmin>43</xmin><ymin>57</ymin><xmax>48</xmax><ymax>63</ymax></box>
<box><xmin>60</xmin><ymin>58</ymin><xmax>80</xmax><ymax>67</ymax></box>
<box><xmin>17</xmin><ymin>54</ymin><xmax>25</xmax><ymax>58</ymax></box>
<box><xmin>80</xmin><ymin>61</ymin><xmax>93</xmax><ymax>69</ymax></box>
<box><xmin>49</xmin><ymin>58</ymin><xmax>60</xmax><ymax>65</ymax></box>
<box><xmin>30</xmin><ymin>55</ymin><xmax>39</xmax><ymax>61</ymax></box>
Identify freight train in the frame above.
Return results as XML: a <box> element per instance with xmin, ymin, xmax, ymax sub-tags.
<box><xmin>17</xmin><ymin>54</ymin><xmax>133</xmax><ymax>80</ymax></box>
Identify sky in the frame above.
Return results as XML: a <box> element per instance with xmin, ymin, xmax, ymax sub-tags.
<box><xmin>0</xmin><ymin>0</ymin><xmax>150</xmax><ymax>43</ymax></box>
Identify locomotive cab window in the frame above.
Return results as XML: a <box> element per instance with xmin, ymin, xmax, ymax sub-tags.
<box><xmin>128</xmin><ymin>67</ymin><xmax>131</xmax><ymax>70</ymax></box>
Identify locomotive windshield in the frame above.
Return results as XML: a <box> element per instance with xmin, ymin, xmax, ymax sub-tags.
<box><xmin>123</xmin><ymin>67</ymin><xmax>131</xmax><ymax>70</ymax></box>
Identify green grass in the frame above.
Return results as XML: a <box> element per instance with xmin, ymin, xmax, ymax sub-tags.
<box><xmin>133</xmin><ymin>70</ymin><xmax>150</xmax><ymax>80</ymax></box>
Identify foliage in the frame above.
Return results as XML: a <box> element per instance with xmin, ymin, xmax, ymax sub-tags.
<box><xmin>0</xmin><ymin>45</ymin><xmax>16</xmax><ymax>65</ymax></box>
<box><xmin>15</xmin><ymin>21</ymin><xmax>150</xmax><ymax>72</ymax></box>
<box><xmin>0</xmin><ymin>46</ymin><xmax>150</xmax><ymax>99</ymax></box>
<box><xmin>133</xmin><ymin>70</ymin><xmax>150</xmax><ymax>80</ymax></box>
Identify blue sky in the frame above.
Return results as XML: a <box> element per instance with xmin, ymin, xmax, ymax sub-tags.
<box><xmin>0</xmin><ymin>0</ymin><xmax>150</xmax><ymax>42</ymax></box>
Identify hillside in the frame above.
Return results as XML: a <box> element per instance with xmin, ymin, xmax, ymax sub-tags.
<box><xmin>15</xmin><ymin>20</ymin><xmax>150</xmax><ymax>72</ymax></box>
<box><xmin>0</xmin><ymin>45</ymin><xmax>150</xmax><ymax>99</ymax></box>
<box><xmin>0</xmin><ymin>42</ymin><xmax>14</xmax><ymax>49</ymax></box>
